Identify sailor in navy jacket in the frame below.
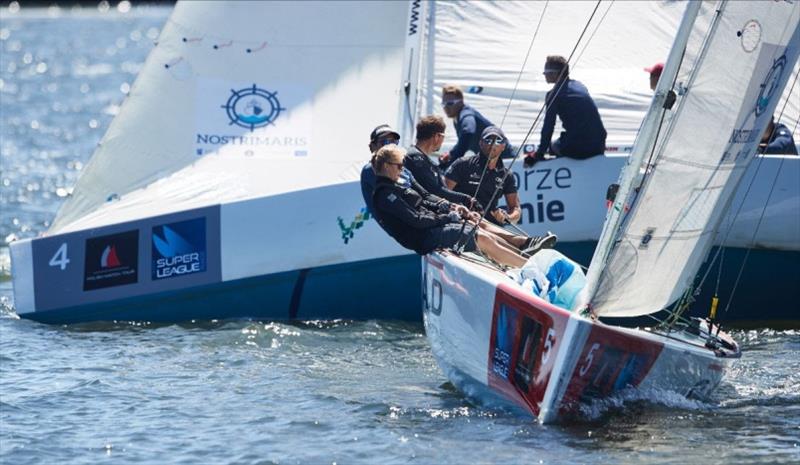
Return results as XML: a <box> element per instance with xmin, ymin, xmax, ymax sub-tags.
<box><xmin>538</xmin><ymin>77</ymin><xmax>606</xmax><ymax>158</ymax></box>
<box><xmin>360</xmin><ymin>124</ymin><xmax>414</xmax><ymax>214</ymax></box>
<box><xmin>760</xmin><ymin>118</ymin><xmax>798</xmax><ymax>154</ymax></box>
<box><xmin>524</xmin><ymin>56</ymin><xmax>606</xmax><ymax>167</ymax></box>
<box><xmin>439</xmin><ymin>85</ymin><xmax>513</xmax><ymax>168</ymax></box>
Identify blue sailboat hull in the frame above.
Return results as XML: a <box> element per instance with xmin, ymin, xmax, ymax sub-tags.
<box><xmin>21</xmin><ymin>244</ymin><xmax>799</xmax><ymax>326</ymax></box>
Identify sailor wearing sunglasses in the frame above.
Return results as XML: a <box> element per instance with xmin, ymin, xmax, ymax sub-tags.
<box><xmin>438</xmin><ymin>84</ymin><xmax>513</xmax><ymax>169</ymax></box>
<box><xmin>360</xmin><ymin>124</ymin><xmax>415</xmax><ymax>214</ymax></box>
<box><xmin>445</xmin><ymin>126</ymin><xmax>522</xmax><ymax>227</ymax></box>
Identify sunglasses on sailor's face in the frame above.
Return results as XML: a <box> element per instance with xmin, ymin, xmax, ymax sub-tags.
<box><xmin>386</xmin><ymin>160</ymin><xmax>404</xmax><ymax>168</ymax></box>
<box><xmin>378</xmin><ymin>137</ymin><xmax>400</xmax><ymax>146</ymax></box>
<box><xmin>482</xmin><ymin>135</ymin><xmax>506</xmax><ymax>145</ymax></box>
<box><xmin>441</xmin><ymin>99</ymin><xmax>462</xmax><ymax>108</ymax></box>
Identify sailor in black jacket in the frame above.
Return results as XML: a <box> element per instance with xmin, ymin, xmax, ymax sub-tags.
<box><xmin>404</xmin><ymin>115</ymin><xmax>478</xmax><ymax>209</ymax></box>
<box><xmin>371</xmin><ymin>145</ymin><xmax>539</xmax><ymax>268</ymax></box>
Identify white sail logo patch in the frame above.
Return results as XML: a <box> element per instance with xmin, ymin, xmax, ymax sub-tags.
<box><xmin>195</xmin><ymin>78</ymin><xmax>313</xmax><ymax>158</ymax></box>
<box><xmin>222</xmin><ymin>84</ymin><xmax>286</xmax><ymax>131</ymax></box>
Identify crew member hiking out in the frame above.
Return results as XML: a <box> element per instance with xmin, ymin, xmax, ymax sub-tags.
<box><xmin>404</xmin><ymin>115</ymin><xmax>478</xmax><ymax>209</ymax></box>
<box><xmin>360</xmin><ymin>124</ymin><xmax>414</xmax><ymax>214</ymax></box>
<box><xmin>371</xmin><ymin>145</ymin><xmax>554</xmax><ymax>267</ymax></box>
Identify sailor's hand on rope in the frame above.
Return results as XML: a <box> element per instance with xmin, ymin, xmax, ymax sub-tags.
<box><xmin>469</xmin><ymin>198</ymin><xmax>483</xmax><ymax>212</ymax></box>
<box><xmin>452</xmin><ymin>204</ymin><xmax>471</xmax><ymax>218</ymax></box>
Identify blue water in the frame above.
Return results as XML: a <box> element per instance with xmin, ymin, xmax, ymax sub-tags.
<box><xmin>1</xmin><ymin>5</ymin><xmax>799</xmax><ymax>465</ymax></box>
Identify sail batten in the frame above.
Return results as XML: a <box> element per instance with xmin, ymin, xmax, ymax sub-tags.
<box><xmin>586</xmin><ymin>0</ymin><xmax>800</xmax><ymax>317</ymax></box>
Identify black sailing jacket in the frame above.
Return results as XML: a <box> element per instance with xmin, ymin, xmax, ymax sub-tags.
<box><xmin>372</xmin><ymin>175</ymin><xmax>453</xmax><ymax>254</ymax></box>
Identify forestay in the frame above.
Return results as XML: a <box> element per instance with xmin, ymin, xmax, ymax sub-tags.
<box><xmin>586</xmin><ymin>0</ymin><xmax>800</xmax><ymax>317</ymax></box>
<box><xmin>49</xmin><ymin>1</ymin><xmax>408</xmax><ymax>233</ymax></box>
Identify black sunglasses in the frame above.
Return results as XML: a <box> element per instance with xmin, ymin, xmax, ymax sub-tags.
<box><xmin>441</xmin><ymin>99</ymin><xmax>462</xmax><ymax>108</ymax></box>
<box><xmin>482</xmin><ymin>135</ymin><xmax>506</xmax><ymax>145</ymax></box>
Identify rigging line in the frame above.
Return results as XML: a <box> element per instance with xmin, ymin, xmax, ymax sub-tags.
<box><xmin>715</xmin><ymin>33</ymin><xmax>800</xmax><ymax>320</ymax></box>
<box><xmin>572</xmin><ymin>1</ymin><xmax>615</xmax><ymax>69</ymax></box>
<box><xmin>498</xmin><ymin>0</ymin><xmax>549</xmax><ymax>127</ymax></box>
<box><xmin>453</xmin><ymin>0</ymin><xmax>605</xmax><ymax>252</ymax></box>
<box><xmin>722</xmin><ymin>157</ymin><xmax>786</xmax><ymax>316</ymax></box>
<box><xmin>505</xmin><ymin>0</ymin><xmax>605</xmax><ymax>168</ymax></box>
<box><xmin>693</xmin><ymin>47</ymin><xmax>800</xmax><ymax>293</ymax></box>
<box><xmin>774</xmin><ymin>63</ymin><xmax>800</xmax><ymax>125</ymax></box>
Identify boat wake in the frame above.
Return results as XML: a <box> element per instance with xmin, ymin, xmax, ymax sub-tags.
<box><xmin>574</xmin><ymin>387</ymin><xmax>715</xmax><ymax>422</ymax></box>
<box><xmin>0</xmin><ymin>246</ymin><xmax>10</xmax><ymax>283</ymax></box>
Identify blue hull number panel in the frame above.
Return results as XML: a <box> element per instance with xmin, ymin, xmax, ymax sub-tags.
<box><xmin>31</xmin><ymin>206</ymin><xmax>222</xmax><ymax>313</ymax></box>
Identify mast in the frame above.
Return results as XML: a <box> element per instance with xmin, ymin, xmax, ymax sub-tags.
<box><xmin>396</xmin><ymin>0</ymin><xmax>427</xmax><ymax>144</ymax></box>
<box><xmin>573</xmin><ymin>0</ymin><xmax>703</xmax><ymax>313</ymax></box>
<box><xmin>424</xmin><ymin>1</ymin><xmax>436</xmax><ymax>116</ymax></box>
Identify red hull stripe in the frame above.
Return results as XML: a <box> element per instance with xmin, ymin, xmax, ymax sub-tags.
<box><xmin>487</xmin><ymin>283</ymin><xmax>570</xmax><ymax>417</ymax></box>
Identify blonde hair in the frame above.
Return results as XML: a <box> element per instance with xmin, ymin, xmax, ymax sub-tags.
<box><xmin>371</xmin><ymin>144</ymin><xmax>406</xmax><ymax>174</ymax></box>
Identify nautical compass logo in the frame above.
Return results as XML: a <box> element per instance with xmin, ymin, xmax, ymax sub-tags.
<box><xmin>221</xmin><ymin>84</ymin><xmax>286</xmax><ymax>131</ymax></box>
<box><xmin>755</xmin><ymin>54</ymin><xmax>787</xmax><ymax>117</ymax></box>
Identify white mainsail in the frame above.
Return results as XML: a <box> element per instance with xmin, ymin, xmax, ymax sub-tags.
<box><xmin>49</xmin><ymin>1</ymin><xmax>409</xmax><ymax>233</ymax></box>
<box><xmin>581</xmin><ymin>0</ymin><xmax>800</xmax><ymax>317</ymax></box>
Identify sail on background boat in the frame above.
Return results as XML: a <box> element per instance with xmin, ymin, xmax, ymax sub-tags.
<box><xmin>419</xmin><ymin>1</ymin><xmax>799</xmax><ymax>155</ymax></box>
<box><xmin>49</xmin><ymin>1</ymin><xmax>410</xmax><ymax>233</ymax></box>
<box><xmin>583</xmin><ymin>1</ymin><xmax>800</xmax><ymax>316</ymax></box>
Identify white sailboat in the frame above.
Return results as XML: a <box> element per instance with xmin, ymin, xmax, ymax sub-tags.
<box><xmin>423</xmin><ymin>0</ymin><xmax>799</xmax><ymax>422</ymax></box>
<box><xmin>8</xmin><ymin>1</ymin><xmax>799</xmax><ymax>324</ymax></box>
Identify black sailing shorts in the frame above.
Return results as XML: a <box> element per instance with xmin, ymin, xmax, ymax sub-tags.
<box><xmin>423</xmin><ymin>223</ymin><xmax>477</xmax><ymax>253</ymax></box>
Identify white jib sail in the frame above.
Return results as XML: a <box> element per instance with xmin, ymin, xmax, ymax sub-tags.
<box><xmin>586</xmin><ymin>0</ymin><xmax>800</xmax><ymax>317</ymax></box>
<box><xmin>48</xmin><ymin>1</ymin><xmax>409</xmax><ymax>233</ymax></box>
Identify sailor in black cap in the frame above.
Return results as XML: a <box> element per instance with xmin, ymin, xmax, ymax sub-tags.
<box><xmin>445</xmin><ymin>126</ymin><xmax>522</xmax><ymax>226</ymax></box>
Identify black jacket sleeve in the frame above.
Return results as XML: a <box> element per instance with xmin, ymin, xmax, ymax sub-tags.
<box><xmin>373</xmin><ymin>185</ymin><xmax>451</xmax><ymax>229</ymax></box>
<box><xmin>405</xmin><ymin>153</ymin><xmax>474</xmax><ymax>207</ymax></box>
<box><xmin>411</xmin><ymin>179</ymin><xmax>450</xmax><ymax>213</ymax></box>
